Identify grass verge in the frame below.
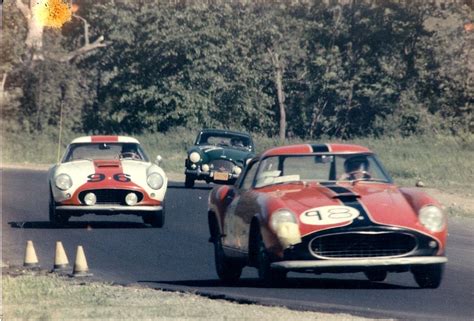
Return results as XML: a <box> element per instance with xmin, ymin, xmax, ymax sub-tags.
<box><xmin>2</xmin><ymin>272</ymin><xmax>374</xmax><ymax>321</ymax></box>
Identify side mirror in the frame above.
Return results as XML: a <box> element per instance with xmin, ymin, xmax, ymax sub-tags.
<box><xmin>156</xmin><ymin>155</ymin><xmax>163</xmax><ymax>165</ymax></box>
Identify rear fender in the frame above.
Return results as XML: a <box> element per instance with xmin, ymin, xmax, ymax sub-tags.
<box><xmin>208</xmin><ymin>185</ymin><xmax>232</xmax><ymax>240</ymax></box>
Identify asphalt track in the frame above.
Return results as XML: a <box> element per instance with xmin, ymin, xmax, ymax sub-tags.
<box><xmin>2</xmin><ymin>168</ymin><xmax>474</xmax><ymax>320</ymax></box>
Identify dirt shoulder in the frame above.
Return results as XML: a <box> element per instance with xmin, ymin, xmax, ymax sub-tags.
<box><xmin>423</xmin><ymin>188</ymin><xmax>474</xmax><ymax>212</ymax></box>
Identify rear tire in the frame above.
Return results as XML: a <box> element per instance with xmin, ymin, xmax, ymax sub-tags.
<box><xmin>214</xmin><ymin>237</ymin><xmax>242</xmax><ymax>284</ymax></box>
<box><xmin>364</xmin><ymin>270</ymin><xmax>388</xmax><ymax>282</ymax></box>
<box><xmin>412</xmin><ymin>264</ymin><xmax>444</xmax><ymax>288</ymax></box>
<box><xmin>256</xmin><ymin>231</ymin><xmax>287</xmax><ymax>286</ymax></box>
<box><xmin>185</xmin><ymin>175</ymin><xmax>195</xmax><ymax>188</ymax></box>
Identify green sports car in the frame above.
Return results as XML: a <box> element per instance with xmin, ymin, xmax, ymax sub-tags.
<box><xmin>184</xmin><ymin>129</ymin><xmax>255</xmax><ymax>188</ymax></box>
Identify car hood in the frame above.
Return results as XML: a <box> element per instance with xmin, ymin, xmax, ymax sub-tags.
<box><xmin>54</xmin><ymin>159</ymin><xmax>159</xmax><ymax>179</ymax></box>
<box><xmin>261</xmin><ymin>183</ymin><xmax>424</xmax><ymax>236</ymax></box>
<box><xmin>190</xmin><ymin>145</ymin><xmax>253</xmax><ymax>164</ymax></box>
<box><xmin>51</xmin><ymin>159</ymin><xmax>167</xmax><ymax>202</ymax></box>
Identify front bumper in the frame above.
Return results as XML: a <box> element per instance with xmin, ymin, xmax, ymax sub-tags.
<box><xmin>56</xmin><ymin>205</ymin><xmax>163</xmax><ymax>216</ymax></box>
<box><xmin>271</xmin><ymin>256</ymin><xmax>447</xmax><ymax>271</ymax></box>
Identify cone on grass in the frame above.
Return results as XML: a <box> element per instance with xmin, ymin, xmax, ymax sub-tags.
<box><xmin>71</xmin><ymin>245</ymin><xmax>92</xmax><ymax>277</ymax></box>
<box><xmin>24</xmin><ymin>240</ymin><xmax>39</xmax><ymax>268</ymax></box>
<box><xmin>52</xmin><ymin>241</ymin><xmax>69</xmax><ymax>272</ymax></box>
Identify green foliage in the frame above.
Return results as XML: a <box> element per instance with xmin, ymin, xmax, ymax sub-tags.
<box><xmin>1</xmin><ymin>1</ymin><xmax>472</xmax><ymax>138</ymax></box>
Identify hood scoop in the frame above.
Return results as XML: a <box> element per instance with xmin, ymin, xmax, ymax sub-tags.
<box><xmin>94</xmin><ymin>160</ymin><xmax>120</xmax><ymax>168</ymax></box>
<box><xmin>320</xmin><ymin>184</ymin><xmax>360</xmax><ymax>199</ymax></box>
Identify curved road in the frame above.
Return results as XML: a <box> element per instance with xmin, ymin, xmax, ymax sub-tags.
<box><xmin>2</xmin><ymin>169</ymin><xmax>474</xmax><ymax>320</ymax></box>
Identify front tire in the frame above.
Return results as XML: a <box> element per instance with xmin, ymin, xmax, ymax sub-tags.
<box><xmin>143</xmin><ymin>210</ymin><xmax>165</xmax><ymax>228</ymax></box>
<box><xmin>214</xmin><ymin>237</ymin><xmax>242</xmax><ymax>284</ymax></box>
<box><xmin>364</xmin><ymin>270</ymin><xmax>388</xmax><ymax>282</ymax></box>
<box><xmin>185</xmin><ymin>175</ymin><xmax>195</xmax><ymax>188</ymax></box>
<box><xmin>412</xmin><ymin>264</ymin><xmax>444</xmax><ymax>288</ymax></box>
<box><xmin>256</xmin><ymin>231</ymin><xmax>287</xmax><ymax>286</ymax></box>
<box><xmin>49</xmin><ymin>193</ymin><xmax>69</xmax><ymax>227</ymax></box>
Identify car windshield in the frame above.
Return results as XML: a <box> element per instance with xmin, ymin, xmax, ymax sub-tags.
<box><xmin>196</xmin><ymin>133</ymin><xmax>252</xmax><ymax>150</ymax></box>
<box><xmin>62</xmin><ymin>143</ymin><xmax>149</xmax><ymax>162</ymax></box>
<box><xmin>254</xmin><ymin>154</ymin><xmax>391</xmax><ymax>188</ymax></box>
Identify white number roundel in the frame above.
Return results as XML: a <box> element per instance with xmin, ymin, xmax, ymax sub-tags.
<box><xmin>300</xmin><ymin>206</ymin><xmax>360</xmax><ymax>225</ymax></box>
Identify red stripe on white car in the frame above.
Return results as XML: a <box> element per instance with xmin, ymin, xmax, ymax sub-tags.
<box><xmin>91</xmin><ymin>136</ymin><xmax>119</xmax><ymax>143</ymax></box>
<box><xmin>60</xmin><ymin>159</ymin><xmax>160</xmax><ymax>206</ymax></box>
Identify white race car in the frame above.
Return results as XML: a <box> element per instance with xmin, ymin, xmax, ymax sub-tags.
<box><xmin>48</xmin><ymin>136</ymin><xmax>167</xmax><ymax>227</ymax></box>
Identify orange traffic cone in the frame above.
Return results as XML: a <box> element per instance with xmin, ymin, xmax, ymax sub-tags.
<box><xmin>71</xmin><ymin>245</ymin><xmax>92</xmax><ymax>277</ymax></box>
<box><xmin>24</xmin><ymin>240</ymin><xmax>39</xmax><ymax>268</ymax></box>
<box><xmin>52</xmin><ymin>241</ymin><xmax>69</xmax><ymax>272</ymax></box>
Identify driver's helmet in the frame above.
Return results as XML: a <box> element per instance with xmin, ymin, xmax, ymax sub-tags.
<box><xmin>230</xmin><ymin>137</ymin><xmax>243</xmax><ymax>147</ymax></box>
<box><xmin>344</xmin><ymin>155</ymin><xmax>369</xmax><ymax>173</ymax></box>
<box><xmin>121</xmin><ymin>143</ymin><xmax>138</xmax><ymax>154</ymax></box>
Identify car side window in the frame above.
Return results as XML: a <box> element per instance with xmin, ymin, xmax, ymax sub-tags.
<box><xmin>240</xmin><ymin>161</ymin><xmax>259</xmax><ymax>191</ymax></box>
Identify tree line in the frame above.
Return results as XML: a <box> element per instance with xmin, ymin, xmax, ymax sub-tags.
<box><xmin>1</xmin><ymin>0</ymin><xmax>473</xmax><ymax>140</ymax></box>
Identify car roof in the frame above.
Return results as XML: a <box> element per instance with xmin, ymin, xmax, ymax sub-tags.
<box><xmin>261</xmin><ymin>143</ymin><xmax>372</xmax><ymax>157</ymax></box>
<box><xmin>199</xmin><ymin>128</ymin><xmax>252</xmax><ymax>137</ymax></box>
<box><xmin>70</xmin><ymin>136</ymin><xmax>140</xmax><ymax>144</ymax></box>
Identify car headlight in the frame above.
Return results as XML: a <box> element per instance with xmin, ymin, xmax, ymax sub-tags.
<box><xmin>270</xmin><ymin>209</ymin><xmax>301</xmax><ymax>248</ymax></box>
<box><xmin>147</xmin><ymin>173</ymin><xmax>164</xmax><ymax>190</ymax></box>
<box><xmin>125</xmin><ymin>192</ymin><xmax>138</xmax><ymax>206</ymax></box>
<box><xmin>233</xmin><ymin>166</ymin><xmax>242</xmax><ymax>175</ymax></box>
<box><xmin>189</xmin><ymin>152</ymin><xmax>201</xmax><ymax>163</ymax></box>
<box><xmin>419</xmin><ymin>206</ymin><xmax>445</xmax><ymax>232</ymax></box>
<box><xmin>55</xmin><ymin>174</ymin><xmax>72</xmax><ymax>190</ymax></box>
<box><xmin>202</xmin><ymin>164</ymin><xmax>210</xmax><ymax>172</ymax></box>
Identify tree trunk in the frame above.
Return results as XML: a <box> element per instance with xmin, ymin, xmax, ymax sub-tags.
<box><xmin>15</xmin><ymin>0</ymin><xmax>107</xmax><ymax>63</ymax></box>
<box><xmin>268</xmin><ymin>49</ymin><xmax>286</xmax><ymax>142</ymax></box>
<box><xmin>25</xmin><ymin>13</ymin><xmax>45</xmax><ymax>60</ymax></box>
<box><xmin>275</xmin><ymin>65</ymin><xmax>286</xmax><ymax>142</ymax></box>
<box><xmin>16</xmin><ymin>0</ymin><xmax>45</xmax><ymax>60</ymax></box>
<box><xmin>0</xmin><ymin>73</ymin><xmax>7</xmax><ymax>102</ymax></box>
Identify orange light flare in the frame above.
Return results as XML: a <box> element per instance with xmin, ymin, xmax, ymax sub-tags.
<box><xmin>33</xmin><ymin>0</ymin><xmax>73</xmax><ymax>28</ymax></box>
<box><xmin>71</xmin><ymin>3</ymin><xmax>79</xmax><ymax>13</ymax></box>
<box><xmin>464</xmin><ymin>23</ymin><xmax>474</xmax><ymax>33</ymax></box>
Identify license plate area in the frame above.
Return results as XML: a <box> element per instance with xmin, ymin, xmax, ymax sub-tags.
<box><xmin>214</xmin><ymin>172</ymin><xmax>229</xmax><ymax>181</ymax></box>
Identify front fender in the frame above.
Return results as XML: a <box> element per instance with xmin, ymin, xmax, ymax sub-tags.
<box><xmin>400</xmin><ymin>187</ymin><xmax>443</xmax><ymax>212</ymax></box>
<box><xmin>400</xmin><ymin>187</ymin><xmax>447</xmax><ymax>254</ymax></box>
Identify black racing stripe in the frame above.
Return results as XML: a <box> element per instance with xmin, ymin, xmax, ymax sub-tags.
<box><xmin>325</xmin><ymin>185</ymin><xmax>355</xmax><ymax>195</ymax></box>
<box><xmin>319</xmin><ymin>185</ymin><xmax>379</xmax><ymax>228</ymax></box>
<box><xmin>311</xmin><ymin>144</ymin><xmax>329</xmax><ymax>153</ymax></box>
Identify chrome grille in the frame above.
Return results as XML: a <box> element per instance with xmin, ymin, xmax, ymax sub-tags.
<box><xmin>210</xmin><ymin>159</ymin><xmax>234</xmax><ymax>172</ymax></box>
<box><xmin>79</xmin><ymin>189</ymin><xmax>144</xmax><ymax>205</ymax></box>
<box><xmin>309</xmin><ymin>232</ymin><xmax>417</xmax><ymax>259</ymax></box>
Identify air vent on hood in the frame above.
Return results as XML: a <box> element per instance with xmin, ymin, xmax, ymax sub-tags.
<box><xmin>94</xmin><ymin>161</ymin><xmax>120</xmax><ymax>168</ymax></box>
<box><xmin>320</xmin><ymin>184</ymin><xmax>360</xmax><ymax>198</ymax></box>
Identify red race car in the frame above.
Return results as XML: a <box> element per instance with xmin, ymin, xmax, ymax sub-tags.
<box><xmin>208</xmin><ymin>144</ymin><xmax>447</xmax><ymax>288</ymax></box>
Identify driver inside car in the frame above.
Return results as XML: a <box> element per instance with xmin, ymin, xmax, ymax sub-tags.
<box><xmin>120</xmin><ymin>144</ymin><xmax>140</xmax><ymax>160</ymax></box>
<box><xmin>230</xmin><ymin>137</ymin><xmax>244</xmax><ymax>148</ymax></box>
<box><xmin>339</xmin><ymin>155</ymin><xmax>372</xmax><ymax>180</ymax></box>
